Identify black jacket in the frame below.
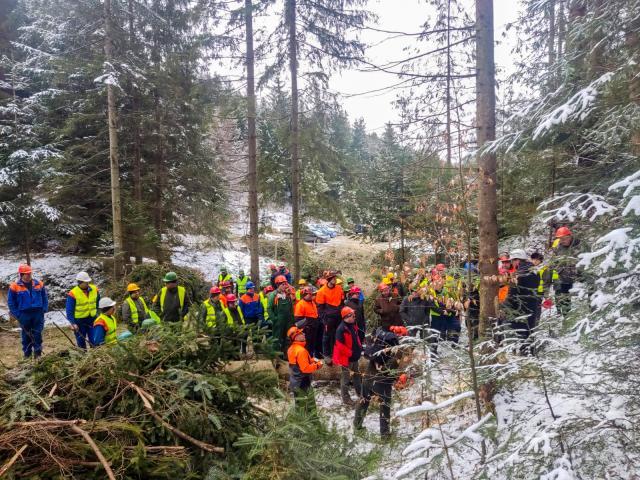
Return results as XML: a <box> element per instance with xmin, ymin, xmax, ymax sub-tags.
<box><xmin>345</xmin><ymin>297</ymin><xmax>366</xmax><ymax>343</ymax></box>
<box><xmin>504</xmin><ymin>260</ymin><xmax>539</xmax><ymax>318</ymax></box>
<box><xmin>400</xmin><ymin>296</ymin><xmax>429</xmax><ymax>327</ymax></box>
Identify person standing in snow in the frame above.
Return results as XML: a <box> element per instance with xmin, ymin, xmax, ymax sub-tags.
<box><xmin>333</xmin><ymin>306</ymin><xmax>363</xmax><ymax>406</ymax></box>
<box><xmin>344</xmin><ymin>286</ymin><xmax>366</xmax><ymax>343</ymax></box>
<box><xmin>66</xmin><ymin>271</ymin><xmax>100</xmax><ymax>348</ymax></box>
<box><xmin>293</xmin><ymin>286</ymin><xmax>320</xmax><ymax>356</ymax></box>
<box><xmin>400</xmin><ymin>287</ymin><xmax>429</xmax><ymax>337</ymax></box>
<box><xmin>503</xmin><ymin>249</ymin><xmax>540</xmax><ymax>354</ymax></box>
<box><xmin>373</xmin><ymin>282</ymin><xmax>403</xmax><ymax>329</ymax></box>
<box><xmin>8</xmin><ymin>264</ymin><xmax>48</xmax><ymax>358</ymax></box>
<box><xmin>267</xmin><ymin>275</ymin><xmax>296</xmax><ymax>357</ymax></box>
<box><xmin>287</xmin><ymin>326</ymin><xmax>323</xmax><ymax>415</ymax></box>
<box><xmin>316</xmin><ymin>270</ymin><xmax>345</xmax><ymax>364</ymax></box>
<box><xmin>235</xmin><ymin>269</ymin><xmax>249</xmax><ymax>296</ymax></box>
<box><xmin>549</xmin><ymin>226</ymin><xmax>581</xmax><ymax>319</ymax></box>
<box><xmin>354</xmin><ymin>325</ymin><xmax>407</xmax><ymax>438</ymax></box>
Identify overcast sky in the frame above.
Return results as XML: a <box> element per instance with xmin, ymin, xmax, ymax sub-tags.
<box><xmin>325</xmin><ymin>0</ymin><xmax>522</xmax><ymax>132</ymax></box>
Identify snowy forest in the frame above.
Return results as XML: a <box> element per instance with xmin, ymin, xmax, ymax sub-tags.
<box><xmin>0</xmin><ymin>0</ymin><xmax>639</xmax><ymax>479</ymax></box>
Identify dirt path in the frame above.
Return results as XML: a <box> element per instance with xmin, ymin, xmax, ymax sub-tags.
<box><xmin>310</xmin><ymin>235</ymin><xmax>387</xmax><ymax>293</ymax></box>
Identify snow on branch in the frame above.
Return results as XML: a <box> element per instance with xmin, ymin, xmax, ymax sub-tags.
<box><xmin>396</xmin><ymin>391</ymin><xmax>474</xmax><ymax>417</ymax></box>
<box><xmin>577</xmin><ymin>228</ymin><xmax>640</xmax><ymax>272</ymax></box>
<box><xmin>538</xmin><ymin>192</ymin><xmax>616</xmax><ymax>223</ymax></box>
<box><xmin>533</xmin><ymin>72</ymin><xmax>615</xmax><ymax>140</ymax></box>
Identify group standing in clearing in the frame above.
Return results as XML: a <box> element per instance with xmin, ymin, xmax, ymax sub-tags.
<box><xmin>6</xmin><ymin>225</ymin><xmax>581</xmax><ymax>437</ymax></box>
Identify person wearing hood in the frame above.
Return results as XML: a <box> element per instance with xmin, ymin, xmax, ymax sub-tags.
<box><xmin>503</xmin><ymin>249</ymin><xmax>540</xmax><ymax>354</ymax></box>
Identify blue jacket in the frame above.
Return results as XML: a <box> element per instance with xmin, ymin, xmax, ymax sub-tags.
<box><xmin>65</xmin><ymin>286</ymin><xmax>100</xmax><ymax>324</ymax></box>
<box><xmin>239</xmin><ymin>293</ymin><xmax>264</xmax><ymax>320</ymax></box>
<box><xmin>8</xmin><ymin>279</ymin><xmax>48</xmax><ymax>319</ymax></box>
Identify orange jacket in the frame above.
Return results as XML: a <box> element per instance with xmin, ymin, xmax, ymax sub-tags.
<box><xmin>287</xmin><ymin>342</ymin><xmax>321</xmax><ymax>374</ymax></box>
<box><xmin>498</xmin><ymin>285</ymin><xmax>509</xmax><ymax>303</ymax></box>
<box><xmin>294</xmin><ymin>299</ymin><xmax>318</xmax><ymax>319</ymax></box>
<box><xmin>315</xmin><ymin>285</ymin><xmax>344</xmax><ymax>307</ymax></box>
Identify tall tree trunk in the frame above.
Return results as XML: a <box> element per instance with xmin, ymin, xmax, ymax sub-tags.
<box><xmin>287</xmin><ymin>0</ymin><xmax>300</xmax><ymax>280</ymax></box>
<box><xmin>627</xmin><ymin>11</ymin><xmax>640</xmax><ymax>155</ymax></box>
<box><xmin>547</xmin><ymin>0</ymin><xmax>556</xmax><ymax>90</ymax></box>
<box><xmin>445</xmin><ymin>0</ymin><xmax>452</xmax><ymax>168</ymax></box>
<box><xmin>245</xmin><ymin>0</ymin><xmax>260</xmax><ymax>284</ymax></box>
<box><xmin>129</xmin><ymin>0</ymin><xmax>143</xmax><ymax>264</ymax></box>
<box><xmin>475</xmin><ymin>0</ymin><xmax>499</xmax><ymax>338</ymax></box>
<box><xmin>104</xmin><ymin>0</ymin><xmax>124</xmax><ymax>276</ymax></box>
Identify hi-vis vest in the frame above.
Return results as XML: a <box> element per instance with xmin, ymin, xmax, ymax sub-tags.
<box><xmin>203</xmin><ymin>299</ymin><xmax>226</xmax><ymax>328</ymax></box>
<box><xmin>70</xmin><ymin>284</ymin><xmax>98</xmax><ymax>319</ymax></box>
<box><xmin>236</xmin><ymin>276</ymin><xmax>249</xmax><ymax>295</ymax></box>
<box><xmin>218</xmin><ymin>273</ymin><xmax>233</xmax><ymax>285</ymax></box>
<box><xmin>223</xmin><ymin>306</ymin><xmax>245</xmax><ymax>326</ymax></box>
<box><xmin>538</xmin><ymin>266</ymin><xmax>559</xmax><ymax>294</ymax></box>
<box><xmin>259</xmin><ymin>292</ymin><xmax>269</xmax><ymax>320</ymax></box>
<box><xmin>159</xmin><ymin>286</ymin><xmax>186</xmax><ymax>315</ymax></box>
<box><xmin>126</xmin><ymin>296</ymin><xmax>149</xmax><ymax>324</ymax></box>
<box><xmin>94</xmin><ymin>313</ymin><xmax>117</xmax><ymax>344</ymax></box>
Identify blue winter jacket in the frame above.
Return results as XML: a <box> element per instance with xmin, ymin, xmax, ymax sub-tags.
<box><xmin>8</xmin><ymin>279</ymin><xmax>48</xmax><ymax>319</ymax></box>
<box><xmin>239</xmin><ymin>293</ymin><xmax>264</xmax><ymax>321</ymax></box>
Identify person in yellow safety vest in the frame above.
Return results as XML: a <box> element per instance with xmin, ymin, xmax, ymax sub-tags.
<box><xmin>93</xmin><ymin>297</ymin><xmax>118</xmax><ymax>345</ymax></box>
<box><xmin>223</xmin><ymin>294</ymin><xmax>248</xmax><ymax>354</ymax></box>
<box><xmin>260</xmin><ymin>284</ymin><xmax>273</xmax><ymax>325</ymax></box>
<box><xmin>295</xmin><ymin>278</ymin><xmax>308</xmax><ymax>301</ymax></box>
<box><xmin>236</xmin><ymin>269</ymin><xmax>249</xmax><ymax>296</ymax></box>
<box><xmin>217</xmin><ymin>266</ymin><xmax>234</xmax><ymax>290</ymax></box>
<box><xmin>200</xmin><ymin>286</ymin><xmax>226</xmax><ymax>328</ymax></box>
<box><xmin>530</xmin><ymin>251</ymin><xmax>559</xmax><ymax>320</ymax></box>
<box><xmin>122</xmin><ymin>283</ymin><xmax>151</xmax><ymax>331</ymax></box>
<box><xmin>66</xmin><ymin>271</ymin><xmax>100</xmax><ymax>349</ymax></box>
<box><xmin>152</xmin><ymin>271</ymin><xmax>190</xmax><ymax>322</ymax></box>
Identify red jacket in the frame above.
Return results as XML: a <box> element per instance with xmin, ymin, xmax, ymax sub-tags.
<box><xmin>332</xmin><ymin>321</ymin><xmax>362</xmax><ymax>367</ymax></box>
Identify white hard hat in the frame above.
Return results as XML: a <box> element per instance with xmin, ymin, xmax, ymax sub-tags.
<box><xmin>98</xmin><ymin>297</ymin><xmax>116</xmax><ymax>309</ymax></box>
<box><xmin>76</xmin><ymin>271</ymin><xmax>92</xmax><ymax>282</ymax></box>
<box><xmin>509</xmin><ymin>249</ymin><xmax>528</xmax><ymax>260</ymax></box>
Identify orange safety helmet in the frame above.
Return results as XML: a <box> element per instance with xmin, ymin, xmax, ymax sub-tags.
<box><xmin>341</xmin><ymin>306</ymin><xmax>355</xmax><ymax>318</ymax></box>
<box><xmin>287</xmin><ymin>325</ymin><xmax>304</xmax><ymax>340</ymax></box>
<box><xmin>555</xmin><ymin>226</ymin><xmax>572</xmax><ymax>238</ymax></box>
<box><xmin>17</xmin><ymin>264</ymin><xmax>32</xmax><ymax>274</ymax></box>
<box><xmin>435</xmin><ymin>263</ymin><xmax>446</xmax><ymax>271</ymax></box>
<box><xmin>274</xmin><ymin>275</ymin><xmax>287</xmax><ymax>285</ymax></box>
<box><xmin>378</xmin><ymin>282</ymin><xmax>391</xmax><ymax>292</ymax></box>
<box><xmin>210</xmin><ymin>286</ymin><xmax>221</xmax><ymax>295</ymax></box>
<box><xmin>390</xmin><ymin>325</ymin><xmax>408</xmax><ymax>336</ymax></box>
<box><xmin>264</xmin><ymin>285</ymin><xmax>274</xmax><ymax>293</ymax></box>
<box><xmin>300</xmin><ymin>286</ymin><xmax>313</xmax><ymax>296</ymax></box>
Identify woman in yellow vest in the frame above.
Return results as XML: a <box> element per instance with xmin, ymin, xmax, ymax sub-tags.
<box><xmin>93</xmin><ymin>297</ymin><xmax>118</xmax><ymax>345</ymax></box>
<box><xmin>122</xmin><ymin>283</ymin><xmax>151</xmax><ymax>331</ymax></box>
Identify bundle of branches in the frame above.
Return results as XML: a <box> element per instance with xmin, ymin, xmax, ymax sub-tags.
<box><xmin>0</xmin><ymin>323</ymin><xmax>279</xmax><ymax>479</ymax></box>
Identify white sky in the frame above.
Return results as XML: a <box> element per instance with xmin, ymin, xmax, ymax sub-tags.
<box><xmin>326</xmin><ymin>0</ymin><xmax>522</xmax><ymax>132</ymax></box>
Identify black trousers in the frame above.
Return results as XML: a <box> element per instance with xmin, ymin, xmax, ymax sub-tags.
<box><xmin>355</xmin><ymin>376</ymin><xmax>393</xmax><ymax>436</ymax></box>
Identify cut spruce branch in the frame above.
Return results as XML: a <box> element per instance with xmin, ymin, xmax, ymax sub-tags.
<box><xmin>69</xmin><ymin>424</ymin><xmax>116</xmax><ymax>480</ymax></box>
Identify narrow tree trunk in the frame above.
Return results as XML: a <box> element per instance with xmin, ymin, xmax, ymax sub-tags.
<box><xmin>152</xmin><ymin>90</ymin><xmax>165</xmax><ymax>264</ymax></box>
<box><xmin>475</xmin><ymin>0</ymin><xmax>499</xmax><ymax>338</ymax></box>
<box><xmin>104</xmin><ymin>0</ymin><xmax>124</xmax><ymax>277</ymax></box>
<box><xmin>445</xmin><ymin>0</ymin><xmax>452</xmax><ymax>168</ymax></box>
<box><xmin>287</xmin><ymin>0</ymin><xmax>300</xmax><ymax>280</ymax></box>
<box><xmin>128</xmin><ymin>0</ymin><xmax>143</xmax><ymax>265</ymax></box>
<box><xmin>547</xmin><ymin>0</ymin><xmax>556</xmax><ymax>90</ymax></box>
<box><xmin>557</xmin><ymin>0</ymin><xmax>565</xmax><ymax>59</ymax></box>
<box><xmin>246</xmin><ymin>0</ymin><xmax>260</xmax><ymax>284</ymax></box>
<box><xmin>627</xmin><ymin>11</ymin><xmax>640</xmax><ymax>155</ymax></box>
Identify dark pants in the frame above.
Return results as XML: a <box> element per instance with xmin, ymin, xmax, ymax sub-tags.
<box><xmin>556</xmin><ymin>283</ymin><xmax>573</xmax><ymax>319</ymax></box>
<box><xmin>355</xmin><ymin>377</ymin><xmax>393</xmax><ymax>436</ymax></box>
<box><xmin>432</xmin><ymin>314</ymin><xmax>461</xmax><ymax>343</ymax></box>
<box><xmin>340</xmin><ymin>361</ymin><xmax>362</xmax><ymax>401</ymax></box>
<box><xmin>322</xmin><ymin>313</ymin><xmax>340</xmax><ymax>359</ymax></box>
<box><xmin>18</xmin><ymin>311</ymin><xmax>45</xmax><ymax>358</ymax></box>
<box><xmin>74</xmin><ymin>317</ymin><xmax>95</xmax><ymax>349</ymax></box>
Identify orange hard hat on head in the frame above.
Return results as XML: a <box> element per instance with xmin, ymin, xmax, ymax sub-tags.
<box><xmin>274</xmin><ymin>275</ymin><xmax>287</xmax><ymax>285</ymax></box>
<box><xmin>555</xmin><ymin>226</ymin><xmax>572</xmax><ymax>238</ymax></box>
<box><xmin>287</xmin><ymin>326</ymin><xmax>304</xmax><ymax>340</ymax></box>
<box><xmin>17</xmin><ymin>264</ymin><xmax>32</xmax><ymax>274</ymax></box>
<box><xmin>341</xmin><ymin>306</ymin><xmax>355</xmax><ymax>319</ymax></box>
<box><xmin>378</xmin><ymin>282</ymin><xmax>390</xmax><ymax>292</ymax></box>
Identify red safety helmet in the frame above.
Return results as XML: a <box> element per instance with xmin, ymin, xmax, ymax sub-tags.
<box><xmin>341</xmin><ymin>306</ymin><xmax>355</xmax><ymax>319</ymax></box>
<box><xmin>269</xmin><ymin>264</ymin><xmax>277</xmax><ymax>270</ymax></box>
<box><xmin>301</xmin><ymin>286</ymin><xmax>313</xmax><ymax>296</ymax></box>
<box><xmin>225</xmin><ymin>294</ymin><xmax>237</xmax><ymax>303</ymax></box>
<box><xmin>390</xmin><ymin>325</ymin><xmax>408</xmax><ymax>337</ymax></box>
<box><xmin>555</xmin><ymin>226</ymin><xmax>572</xmax><ymax>238</ymax></box>
<box><xmin>210</xmin><ymin>286</ymin><xmax>221</xmax><ymax>295</ymax></box>
<box><xmin>17</xmin><ymin>264</ymin><xmax>32</xmax><ymax>274</ymax></box>
<box><xmin>274</xmin><ymin>275</ymin><xmax>287</xmax><ymax>285</ymax></box>
<box><xmin>435</xmin><ymin>263</ymin><xmax>446</xmax><ymax>271</ymax></box>
<box><xmin>348</xmin><ymin>286</ymin><xmax>362</xmax><ymax>295</ymax></box>
<box><xmin>264</xmin><ymin>285</ymin><xmax>274</xmax><ymax>293</ymax></box>
<box><xmin>499</xmin><ymin>254</ymin><xmax>511</xmax><ymax>262</ymax></box>
<box><xmin>287</xmin><ymin>325</ymin><xmax>304</xmax><ymax>340</ymax></box>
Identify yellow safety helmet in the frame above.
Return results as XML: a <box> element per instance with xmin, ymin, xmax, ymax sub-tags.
<box><xmin>386</xmin><ymin>272</ymin><xmax>395</xmax><ymax>279</ymax></box>
<box><xmin>127</xmin><ymin>283</ymin><xmax>141</xmax><ymax>292</ymax></box>
<box><xmin>382</xmin><ymin>277</ymin><xmax>392</xmax><ymax>285</ymax></box>
<box><xmin>336</xmin><ymin>278</ymin><xmax>343</xmax><ymax>285</ymax></box>
<box><xmin>298</xmin><ymin>278</ymin><xmax>307</xmax><ymax>286</ymax></box>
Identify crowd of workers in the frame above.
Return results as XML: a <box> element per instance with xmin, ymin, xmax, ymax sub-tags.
<box><xmin>5</xmin><ymin>226</ymin><xmax>581</xmax><ymax>437</ymax></box>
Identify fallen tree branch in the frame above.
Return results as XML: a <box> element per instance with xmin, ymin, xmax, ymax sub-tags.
<box><xmin>11</xmin><ymin>419</ymin><xmax>86</xmax><ymax>428</ymax></box>
<box><xmin>0</xmin><ymin>444</ymin><xmax>27</xmax><ymax>477</ymax></box>
<box><xmin>69</xmin><ymin>425</ymin><xmax>116</xmax><ymax>480</ymax></box>
<box><xmin>127</xmin><ymin>382</ymin><xmax>224</xmax><ymax>454</ymax></box>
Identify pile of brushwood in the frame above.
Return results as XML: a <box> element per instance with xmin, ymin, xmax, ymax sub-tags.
<box><xmin>0</xmin><ymin>321</ymin><xmax>372</xmax><ymax>479</ymax></box>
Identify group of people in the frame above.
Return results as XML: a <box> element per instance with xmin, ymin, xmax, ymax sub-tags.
<box><xmin>5</xmin><ymin>224</ymin><xmax>580</xmax><ymax>437</ymax></box>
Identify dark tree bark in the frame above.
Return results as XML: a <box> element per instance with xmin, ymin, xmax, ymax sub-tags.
<box><xmin>245</xmin><ymin>0</ymin><xmax>260</xmax><ymax>284</ymax></box>
<box><xmin>475</xmin><ymin>0</ymin><xmax>499</xmax><ymax>337</ymax></box>
<box><xmin>286</xmin><ymin>0</ymin><xmax>300</xmax><ymax>281</ymax></box>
